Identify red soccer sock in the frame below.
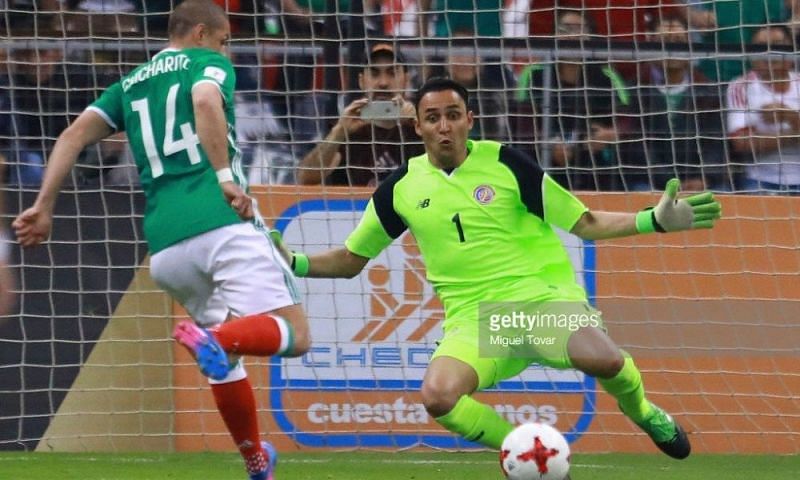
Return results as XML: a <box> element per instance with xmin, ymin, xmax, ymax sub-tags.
<box><xmin>209</xmin><ymin>313</ymin><xmax>293</xmax><ymax>356</ymax></box>
<box><xmin>211</xmin><ymin>378</ymin><xmax>269</xmax><ymax>474</ymax></box>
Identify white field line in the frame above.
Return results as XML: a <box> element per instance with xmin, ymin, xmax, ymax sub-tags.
<box><xmin>0</xmin><ymin>454</ymin><xmax>628</xmax><ymax>470</ymax></box>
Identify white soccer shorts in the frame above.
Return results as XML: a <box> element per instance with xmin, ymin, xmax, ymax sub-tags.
<box><xmin>150</xmin><ymin>222</ymin><xmax>299</xmax><ymax>328</ymax></box>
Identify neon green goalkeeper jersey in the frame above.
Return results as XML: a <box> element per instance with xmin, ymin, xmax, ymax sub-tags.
<box><xmin>345</xmin><ymin>140</ymin><xmax>589</xmax><ymax>325</ymax></box>
<box><xmin>88</xmin><ymin>48</ymin><xmax>243</xmax><ymax>253</ymax></box>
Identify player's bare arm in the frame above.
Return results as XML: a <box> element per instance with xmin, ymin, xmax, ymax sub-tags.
<box><xmin>570</xmin><ymin>211</ymin><xmax>638</xmax><ymax>240</ymax></box>
<box><xmin>193</xmin><ymin>82</ymin><xmax>252</xmax><ymax>219</ymax></box>
<box><xmin>269</xmin><ymin>229</ymin><xmax>369</xmax><ymax>278</ymax></box>
<box><xmin>298</xmin><ymin>247</ymin><xmax>369</xmax><ymax>279</ymax></box>
<box><xmin>13</xmin><ymin>110</ymin><xmax>113</xmax><ymax>248</ymax></box>
<box><xmin>571</xmin><ymin>179</ymin><xmax>722</xmax><ymax>241</ymax></box>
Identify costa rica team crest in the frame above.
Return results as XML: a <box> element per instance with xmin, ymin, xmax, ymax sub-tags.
<box><xmin>473</xmin><ymin>184</ymin><xmax>495</xmax><ymax>204</ymax></box>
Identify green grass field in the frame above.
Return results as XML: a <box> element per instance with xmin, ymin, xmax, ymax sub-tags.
<box><xmin>1</xmin><ymin>451</ymin><xmax>798</xmax><ymax>479</ymax></box>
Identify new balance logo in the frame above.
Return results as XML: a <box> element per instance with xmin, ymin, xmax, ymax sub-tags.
<box><xmin>417</xmin><ymin>198</ymin><xmax>430</xmax><ymax>209</ymax></box>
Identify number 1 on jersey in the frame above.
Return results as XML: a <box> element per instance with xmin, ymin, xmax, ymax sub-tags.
<box><xmin>452</xmin><ymin>213</ymin><xmax>466</xmax><ymax>243</ymax></box>
<box><xmin>131</xmin><ymin>83</ymin><xmax>201</xmax><ymax>178</ymax></box>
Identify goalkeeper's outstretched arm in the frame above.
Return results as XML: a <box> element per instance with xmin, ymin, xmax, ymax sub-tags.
<box><xmin>270</xmin><ymin>187</ymin><xmax>394</xmax><ymax>279</ymax></box>
<box><xmin>269</xmin><ymin>231</ymin><xmax>369</xmax><ymax>279</ymax></box>
<box><xmin>294</xmin><ymin>247</ymin><xmax>369</xmax><ymax>279</ymax></box>
<box><xmin>571</xmin><ymin>211</ymin><xmax>638</xmax><ymax>241</ymax></box>
<box><xmin>571</xmin><ymin>179</ymin><xmax>722</xmax><ymax>241</ymax></box>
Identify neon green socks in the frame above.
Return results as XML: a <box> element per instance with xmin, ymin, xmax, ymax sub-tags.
<box><xmin>435</xmin><ymin>357</ymin><xmax>653</xmax><ymax>448</ymax></box>
<box><xmin>435</xmin><ymin>395</ymin><xmax>514</xmax><ymax>449</ymax></box>
<box><xmin>598</xmin><ymin>355</ymin><xmax>653</xmax><ymax>423</ymax></box>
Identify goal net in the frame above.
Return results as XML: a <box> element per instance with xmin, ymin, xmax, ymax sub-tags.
<box><xmin>0</xmin><ymin>2</ymin><xmax>798</xmax><ymax>455</ymax></box>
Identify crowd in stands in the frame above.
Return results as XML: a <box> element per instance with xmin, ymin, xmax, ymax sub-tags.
<box><xmin>3</xmin><ymin>1</ymin><xmax>800</xmax><ymax>193</ymax></box>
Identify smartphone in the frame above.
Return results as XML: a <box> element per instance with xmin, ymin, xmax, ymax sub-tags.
<box><xmin>359</xmin><ymin>100</ymin><xmax>402</xmax><ymax>121</ymax></box>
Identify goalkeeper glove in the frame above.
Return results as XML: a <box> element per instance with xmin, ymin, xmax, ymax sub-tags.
<box><xmin>268</xmin><ymin>229</ymin><xmax>309</xmax><ymax>277</ymax></box>
<box><xmin>635</xmin><ymin>178</ymin><xmax>722</xmax><ymax>234</ymax></box>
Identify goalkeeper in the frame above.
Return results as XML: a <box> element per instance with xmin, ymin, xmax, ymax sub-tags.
<box><xmin>280</xmin><ymin>77</ymin><xmax>720</xmax><ymax>458</ymax></box>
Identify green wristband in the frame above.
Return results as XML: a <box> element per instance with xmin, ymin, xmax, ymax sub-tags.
<box><xmin>292</xmin><ymin>253</ymin><xmax>310</xmax><ymax>277</ymax></box>
<box><xmin>635</xmin><ymin>209</ymin><xmax>656</xmax><ymax>234</ymax></box>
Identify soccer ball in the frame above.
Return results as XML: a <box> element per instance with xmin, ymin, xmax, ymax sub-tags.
<box><xmin>500</xmin><ymin>423</ymin><xmax>570</xmax><ymax>480</ymax></box>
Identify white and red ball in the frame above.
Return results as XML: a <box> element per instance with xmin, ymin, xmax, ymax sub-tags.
<box><xmin>500</xmin><ymin>423</ymin><xmax>571</xmax><ymax>480</ymax></box>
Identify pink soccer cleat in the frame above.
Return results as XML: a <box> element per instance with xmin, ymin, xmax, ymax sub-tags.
<box><xmin>172</xmin><ymin>320</ymin><xmax>230</xmax><ymax>380</ymax></box>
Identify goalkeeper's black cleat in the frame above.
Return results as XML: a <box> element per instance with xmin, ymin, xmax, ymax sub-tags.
<box><xmin>654</xmin><ymin>421</ymin><xmax>691</xmax><ymax>460</ymax></box>
<box><xmin>634</xmin><ymin>403</ymin><xmax>691</xmax><ymax>459</ymax></box>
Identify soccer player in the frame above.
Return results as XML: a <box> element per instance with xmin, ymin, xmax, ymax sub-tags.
<box><xmin>278</xmin><ymin>77</ymin><xmax>721</xmax><ymax>459</ymax></box>
<box><xmin>12</xmin><ymin>2</ymin><xmax>308</xmax><ymax>478</ymax></box>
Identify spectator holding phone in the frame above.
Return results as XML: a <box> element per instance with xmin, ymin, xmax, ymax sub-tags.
<box><xmin>297</xmin><ymin>43</ymin><xmax>424</xmax><ymax>187</ymax></box>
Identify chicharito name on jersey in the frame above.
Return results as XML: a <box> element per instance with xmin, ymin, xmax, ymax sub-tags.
<box><xmin>122</xmin><ymin>54</ymin><xmax>190</xmax><ymax>92</ymax></box>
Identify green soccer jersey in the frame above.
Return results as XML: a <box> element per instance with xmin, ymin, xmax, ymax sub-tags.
<box><xmin>88</xmin><ymin>48</ymin><xmax>243</xmax><ymax>253</ymax></box>
<box><xmin>345</xmin><ymin>140</ymin><xmax>589</xmax><ymax>325</ymax></box>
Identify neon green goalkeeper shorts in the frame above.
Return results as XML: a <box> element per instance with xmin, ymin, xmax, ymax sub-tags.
<box><xmin>430</xmin><ymin>300</ymin><xmax>605</xmax><ymax>390</ymax></box>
